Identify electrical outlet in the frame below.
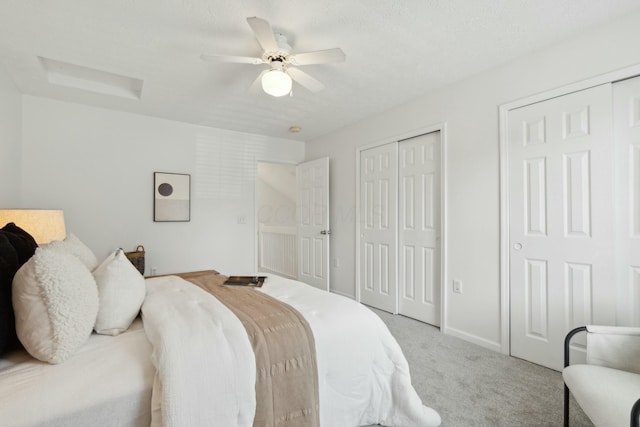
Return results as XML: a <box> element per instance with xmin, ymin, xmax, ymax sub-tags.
<box><xmin>237</xmin><ymin>215</ymin><xmax>246</xmax><ymax>224</ymax></box>
<box><xmin>453</xmin><ymin>279</ymin><xmax>463</xmax><ymax>294</ymax></box>
<box><xmin>150</xmin><ymin>267</ymin><xmax>157</xmax><ymax>276</ymax></box>
<box><xmin>333</xmin><ymin>258</ymin><xmax>340</xmax><ymax>268</ymax></box>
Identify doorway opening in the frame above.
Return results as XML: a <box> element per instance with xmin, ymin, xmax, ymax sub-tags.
<box><xmin>256</xmin><ymin>162</ymin><xmax>297</xmax><ymax>279</ymax></box>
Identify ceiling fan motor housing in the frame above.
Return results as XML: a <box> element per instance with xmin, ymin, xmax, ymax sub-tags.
<box><xmin>263</xmin><ymin>33</ymin><xmax>291</xmax><ymax>64</ymax></box>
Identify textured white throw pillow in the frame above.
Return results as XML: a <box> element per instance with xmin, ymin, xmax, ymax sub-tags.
<box><xmin>12</xmin><ymin>246</ymin><xmax>99</xmax><ymax>364</ymax></box>
<box><xmin>47</xmin><ymin>233</ymin><xmax>99</xmax><ymax>271</ymax></box>
<box><xmin>93</xmin><ymin>249</ymin><xmax>146</xmax><ymax>336</ymax></box>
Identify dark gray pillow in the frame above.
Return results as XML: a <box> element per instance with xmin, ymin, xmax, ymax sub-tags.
<box><xmin>0</xmin><ymin>223</ymin><xmax>38</xmax><ymax>355</ymax></box>
<box><xmin>2</xmin><ymin>222</ymin><xmax>38</xmax><ymax>263</ymax></box>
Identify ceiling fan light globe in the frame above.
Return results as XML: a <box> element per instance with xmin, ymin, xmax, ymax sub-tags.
<box><xmin>261</xmin><ymin>69</ymin><xmax>292</xmax><ymax>97</ymax></box>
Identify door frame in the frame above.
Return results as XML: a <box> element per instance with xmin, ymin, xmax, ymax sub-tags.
<box><xmin>355</xmin><ymin>122</ymin><xmax>448</xmax><ymax>328</ymax></box>
<box><xmin>498</xmin><ymin>63</ymin><xmax>640</xmax><ymax>355</ymax></box>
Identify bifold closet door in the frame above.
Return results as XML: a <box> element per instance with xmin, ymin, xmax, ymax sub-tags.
<box><xmin>359</xmin><ymin>143</ymin><xmax>397</xmax><ymax>313</ymax></box>
<box><xmin>398</xmin><ymin>133</ymin><xmax>441</xmax><ymax>326</ymax></box>
<box><xmin>509</xmin><ymin>83</ymin><xmax>616</xmax><ymax>371</ymax></box>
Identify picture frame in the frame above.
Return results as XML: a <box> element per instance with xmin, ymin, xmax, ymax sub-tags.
<box><xmin>154</xmin><ymin>172</ymin><xmax>191</xmax><ymax>222</ymax></box>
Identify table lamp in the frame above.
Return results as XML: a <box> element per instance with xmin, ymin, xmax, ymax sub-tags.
<box><xmin>0</xmin><ymin>209</ymin><xmax>66</xmax><ymax>244</ymax></box>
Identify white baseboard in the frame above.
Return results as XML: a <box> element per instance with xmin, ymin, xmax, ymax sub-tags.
<box><xmin>444</xmin><ymin>326</ymin><xmax>503</xmax><ymax>353</ymax></box>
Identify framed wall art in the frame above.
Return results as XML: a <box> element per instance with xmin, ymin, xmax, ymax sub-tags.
<box><xmin>154</xmin><ymin>172</ymin><xmax>191</xmax><ymax>222</ymax></box>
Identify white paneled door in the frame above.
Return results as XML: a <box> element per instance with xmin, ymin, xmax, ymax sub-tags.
<box><xmin>359</xmin><ymin>132</ymin><xmax>442</xmax><ymax>324</ymax></box>
<box><xmin>508</xmin><ymin>84</ymin><xmax>616</xmax><ymax>370</ymax></box>
<box><xmin>297</xmin><ymin>157</ymin><xmax>330</xmax><ymax>291</ymax></box>
<box><xmin>398</xmin><ymin>133</ymin><xmax>441</xmax><ymax>326</ymax></box>
<box><xmin>614</xmin><ymin>76</ymin><xmax>640</xmax><ymax>326</ymax></box>
<box><xmin>360</xmin><ymin>143</ymin><xmax>398</xmax><ymax>312</ymax></box>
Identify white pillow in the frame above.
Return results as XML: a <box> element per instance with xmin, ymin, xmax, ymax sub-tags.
<box><xmin>93</xmin><ymin>249</ymin><xmax>146</xmax><ymax>336</ymax></box>
<box><xmin>47</xmin><ymin>233</ymin><xmax>98</xmax><ymax>271</ymax></box>
<box><xmin>12</xmin><ymin>245</ymin><xmax>99</xmax><ymax>364</ymax></box>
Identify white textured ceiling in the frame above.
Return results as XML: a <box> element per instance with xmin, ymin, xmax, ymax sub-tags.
<box><xmin>1</xmin><ymin>0</ymin><xmax>639</xmax><ymax>142</ymax></box>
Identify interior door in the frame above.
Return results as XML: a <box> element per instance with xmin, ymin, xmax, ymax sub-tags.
<box><xmin>359</xmin><ymin>143</ymin><xmax>397</xmax><ymax>312</ymax></box>
<box><xmin>613</xmin><ymin>76</ymin><xmax>640</xmax><ymax>326</ymax></box>
<box><xmin>398</xmin><ymin>132</ymin><xmax>441</xmax><ymax>326</ymax></box>
<box><xmin>508</xmin><ymin>84</ymin><xmax>616</xmax><ymax>370</ymax></box>
<box><xmin>296</xmin><ymin>157</ymin><xmax>330</xmax><ymax>291</ymax></box>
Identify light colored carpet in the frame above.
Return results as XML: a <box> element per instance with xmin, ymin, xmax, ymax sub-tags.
<box><xmin>370</xmin><ymin>308</ymin><xmax>594</xmax><ymax>427</ymax></box>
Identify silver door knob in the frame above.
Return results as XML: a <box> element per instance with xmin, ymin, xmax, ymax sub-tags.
<box><xmin>320</xmin><ymin>230</ymin><xmax>331</xmax><ymax>235</ymax></box>
<box><xmin>513</xmin><ymin>243</ymin><xmax>523</xmax><ymax>250</ymax></box>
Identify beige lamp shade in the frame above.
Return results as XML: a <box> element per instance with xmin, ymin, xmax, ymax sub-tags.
<box><xmin>0</xmin><ymin>209</ymin><xmax>66</xmax><ymax>244</ymax></box>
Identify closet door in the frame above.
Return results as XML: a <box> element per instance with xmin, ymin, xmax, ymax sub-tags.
<box><xmin>508</xmin><ymin>84</ymin><xmax>616</xmax><ymax>370</ymax></box>
<box><xmin>398</xmin><ymin>132</ymin><xmax>441</xmax><ymax>326</ymax></box>
<box><xmin>359</xmin><ymin>143</ymin><xmax>397</xmax><ymax>312</ymax></box>
<box><xmin>613</xmin><ymin>76</ymin><xmax>640</xmax><ymax>326</ymax></box>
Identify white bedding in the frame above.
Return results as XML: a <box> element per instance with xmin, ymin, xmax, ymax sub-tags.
<box><xmin>0</xmin><ymin>273</ymin><xmax>440</xmax><ymax>427</ymax></box>
<box><xmin>142</xmin><ymin>274</ymin><xmax>441</xmax><ymax>427</ymax></box>
<box><xmin>0</xmin><ymin>318</ymin><xmax>154</xmax><ymax>426</ymax></box>
<box><xmin>142</xmin><ymin>275</ymin><xmax>257</xmax><ymax>427</ymax></box>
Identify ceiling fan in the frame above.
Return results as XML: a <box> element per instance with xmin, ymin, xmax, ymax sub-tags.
<box><xmin>201</xmin><ymin>17</ymin><xmax>346</xmax><ymax>97</ymax></box>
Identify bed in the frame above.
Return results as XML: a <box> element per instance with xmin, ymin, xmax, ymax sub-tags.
<box><xmin>0</xmin><ymin>227</ymin><xmax>441</xmax><ymax>427</ymax></box>
<box><xmin>0</xmin><ymin>318</ymin><xmax>154</xmax><ymax>426</ymax></box>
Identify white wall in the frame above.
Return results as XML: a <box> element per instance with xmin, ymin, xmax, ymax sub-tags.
<box><xmin>0</xmin><ymin>66</ymin><xmax>22</xmax><ymax>206</ymax></box>
<box><xmin>20</xmin><ymin>96</ymin><xmax>305</xmax><ymax>275</ymax></box>
<box><xmin>306</xmin><ymin>11</ymin><xmax>640</xmax><ymax>350</ymax></box>
<box><xmin>257</xmin><ymin>162</ymin><xmax>296</xmax><ymax>227</ymax></box>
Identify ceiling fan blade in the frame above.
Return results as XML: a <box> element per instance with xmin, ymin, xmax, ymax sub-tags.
<box><xmin>246</xmin><ymin>17</ymin><xmax>278</xmax><ymax>52</ymax></box>
<box><xmin>289</xmin><ymin>48</ymin><xmax>346</xmax><ymax>66</ymax></box>
<box><xmin>200</xmin><ymin>54</ymin><xmax>264</xmax><ymax>65</ymax></box>
<box><xmin>249</xmin><ymin>70</ymin><xmax>268</xmax><ymax>94</ymax></box>
<box><xmin>287</xmin><ymin>67</ymin><xmax>325</xmax><ymax>93</ymax></box>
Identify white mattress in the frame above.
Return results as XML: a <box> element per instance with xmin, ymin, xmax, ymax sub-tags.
<box><xmin>0</xmin><ymin>318</ymin><xmax>154</xmax><ymax>426</ymax></box>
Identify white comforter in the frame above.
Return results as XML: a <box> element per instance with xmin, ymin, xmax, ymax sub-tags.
<box><xmin>142</xmin><ymin>274</ymin><xmax>441</xmax><ymax>427</ymax></box>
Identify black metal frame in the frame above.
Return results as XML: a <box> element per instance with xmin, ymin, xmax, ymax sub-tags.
<box><xmin>563</xmin><ymin>326</ymin><xmax>640</xmax><ymax>427</ymax></box>
<box><xmin>632</xmin><ymin>398</ymin><xmax>640</xmax><ymax>427</ymax></box>
<box><xmin>564</xmin><ymin>326</ymin><xmax>586</xmax><ymax>427</ymax></box>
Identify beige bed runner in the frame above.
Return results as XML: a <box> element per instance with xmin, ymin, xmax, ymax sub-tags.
<box><xmin>177</xmin><ymin>271</ymin><xmax>320</xmax><ymax>427</ymax></box>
